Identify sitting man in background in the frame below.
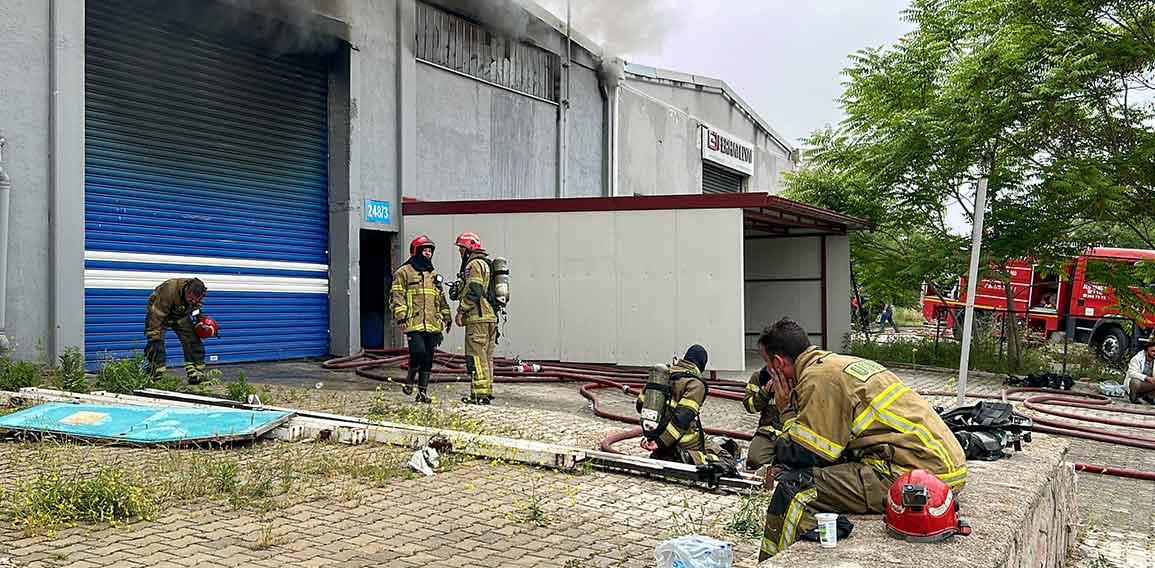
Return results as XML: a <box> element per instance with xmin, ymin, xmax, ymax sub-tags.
<box><xmin>1126</xmin><ymin>338</ymin><xmax>1155</xmax><ymax>404</ymax></box>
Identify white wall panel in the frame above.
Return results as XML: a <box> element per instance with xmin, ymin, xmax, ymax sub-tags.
<box><xmin>674</xmin><ymin>209</ymin><xmax>745</xmax><ymax>370</ymax></box>
<box><xmin>615</xmin><ymin>211</ymin><xmax>678</xmax><ymax>365</ymax></box>
<box><xmin>745</xmin><ymin>237</ymin><xmax>820</xmax><ymax>279</ymax></box>
<box><xmin>407</xmin><ymin>208</ymin><xmax>748</xmax><ymax>369</ymax></box>
<box><xmin>559</xmin><ymin>213</ymin><xmax>619</xmax><ymax>363</ymax></box>
<box><xmin>825</xmin><ymin>235</ymin><xmax>852</xmax><ymax>350</ymax></box>
<box><xmin>744</xmin><ymin>235</ymin><xmax>825</xmax><ymax>350</ymax></box>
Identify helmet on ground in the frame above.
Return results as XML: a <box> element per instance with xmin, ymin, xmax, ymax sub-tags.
<box><xmin>410</xmin><ymin>235</ymin><xmax>435</xmax><ymax>256</ymax></box>
<box><xmin>194</xmin><ymin>316</ymin><xmax>219</xmax><ymax>339</ymax></box>
<box><xmin>884</xmin><ymin>470</ymin><xmax>971</xmax><ymax>542</ymax></box>
<box><xmin>455</xmin><ymin>232</ymin><xmax>483</xmax><ymax>251</ymax></box>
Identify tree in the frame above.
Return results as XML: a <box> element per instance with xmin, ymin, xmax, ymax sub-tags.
<box><xmin>788</xmin><ymin>0</ymin><xmax>1155</xmax><ymax>369</ymax></box>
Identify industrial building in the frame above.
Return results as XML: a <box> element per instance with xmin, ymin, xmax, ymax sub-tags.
<box><xmin>0</xmin><ymin>0</ymin><xmax>862</xmax><ymax>371</ymax></box>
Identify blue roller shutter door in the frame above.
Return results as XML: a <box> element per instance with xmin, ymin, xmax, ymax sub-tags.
<box><xmin>84</xmin><ymin>0</ymin><xmax>331</xmax><ymax>367</ymax></box>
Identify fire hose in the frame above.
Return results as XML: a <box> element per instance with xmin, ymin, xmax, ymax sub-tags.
<box><xmin>323</xmin><ymin>350</ymin><xmax>1155</xmax><ymax>481</ymax></box>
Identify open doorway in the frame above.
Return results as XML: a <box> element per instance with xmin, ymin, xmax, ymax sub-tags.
<box><xmin>360</xmin><ymin>229</ymin><xmax>392</xmax><ymax>350</ymax></box>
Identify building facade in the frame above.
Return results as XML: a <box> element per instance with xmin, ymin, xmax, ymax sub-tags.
<box><xmin>0</xmin><ymin>0</ymin><xmax>847</xmax><ymax>371</ymax></box>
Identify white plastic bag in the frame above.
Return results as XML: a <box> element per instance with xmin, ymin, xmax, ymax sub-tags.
<box><xmin>1099</xmin><ymin>381</ymin><xmax>1126</xmax><ymax>399</ymax></box>
<box><xmin>408</xmin><ymin>446</ymin><xmax>440</xmax><ymax>476</ymax></box>
<box><xmin>654</xmin><ymin>534</ymin><xmax>733</xmax><ymax>568</ymax></box>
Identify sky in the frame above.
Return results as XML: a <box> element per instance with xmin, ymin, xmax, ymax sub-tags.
<box><xmin>535</xmin><ymin>0</ymin><xmax>916</xmax><ymax>145</ymax></box>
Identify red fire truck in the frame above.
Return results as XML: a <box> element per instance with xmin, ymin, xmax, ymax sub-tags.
<box><xmin>922</xmin><ymin>247</ymin><xmax>1155</xmax><ymax>362</ymax></box>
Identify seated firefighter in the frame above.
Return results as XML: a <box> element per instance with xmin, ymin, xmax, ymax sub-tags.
<box><xmin>743</xmin><ymin>365</ymin><xmax>784</xmax><ymax>471</ymax></box>
<box><xmin>756</xmin><ymin>318</ymin><xmax>967</xmax><ymax>561</ymax></box>
<box><xmin>636</xmin><ymin>345</ymin><xmax>737</xmax><ymax>468</ymax></box>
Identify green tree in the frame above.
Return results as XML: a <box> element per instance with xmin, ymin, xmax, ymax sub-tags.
<box><xmin>788</xmin><ymin>0</ymin><xmax>1155</xmax><ymax>369</ymax></box>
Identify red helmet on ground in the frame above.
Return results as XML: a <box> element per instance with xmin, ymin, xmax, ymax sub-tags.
<box><xmin>194</xmin><ymin>316</ymin><xmax>219</xmax><ymax>339</ymax></box>
<box><xmin>455</xmin><ymin>232</ymin><xmax>483</xmax><ymax>251</ymax></box>
<box><xmin>884</xmin><ymin>470</ymin><xmax>971</xmax><ymax>542</ymax></box>
<box><xmin>410</xmin><ymin>235</ymin><xmax>435</xmax><ymax>256</ymax></box>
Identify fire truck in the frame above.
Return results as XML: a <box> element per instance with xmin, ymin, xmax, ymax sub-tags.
<box><xmin>922</xmin><ymin>247</ymin><xmax>1155</xmax><ymax>362</ymax></box>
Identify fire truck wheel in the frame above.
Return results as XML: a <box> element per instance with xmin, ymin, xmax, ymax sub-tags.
<box><xmin>1092</xmin><ymin>325</ymin><xmax>1129</xmax><ymax>363</ymax></box>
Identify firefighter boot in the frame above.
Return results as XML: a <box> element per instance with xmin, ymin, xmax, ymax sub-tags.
<box><xmin>402</xmin><ymin>367</ymin><xmax>417</xmax><ymax>396</ymax></box>
<box><xmin>416</xmin><ymin>371</ymin><xmax>432</xmax><ymax>404</ymax></box>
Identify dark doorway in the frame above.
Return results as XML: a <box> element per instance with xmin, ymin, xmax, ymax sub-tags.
<box><xmin>360</xmin><ymin>229</ymin><xmax>392</xmax><ymax>350</ymax></box>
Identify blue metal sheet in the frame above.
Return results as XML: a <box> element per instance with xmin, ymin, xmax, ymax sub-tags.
<box><xmin>0</xmin><ymin>403</ymin><xmax>293</xmax><ymax>445</ymax></box>
<box><xmin>84</xmin><ymin>0</ymin><xmax>331</xmax><ymax>366</ymax></box>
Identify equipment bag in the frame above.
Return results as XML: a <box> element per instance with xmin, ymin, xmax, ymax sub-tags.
<box><xmin>937</xmin><ymin>401</ymin><xmax>1033</xmax><ymax>461</ymax></box>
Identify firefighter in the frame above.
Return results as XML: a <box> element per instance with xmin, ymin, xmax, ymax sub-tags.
<box><xmin>391</xmin><ymin>235</ymin><xmax>452</xmax><ymax>403</ymax></box>
<box><xmin>637</xmin><ymin>345</ymin><xmax>735</xmax><ymax>467</ymax></box>
<box><xmin>743</xmin><ymin>365</ymin><xmax>783</xmax><ymax>471</ymax></box>
<box><xmin>756</xmin><ymin>317</ymin><xmax>967</xmax><ymax>561</ymax></box>
<box><xmin>144</xmin><ymin>277</ymin><xmax>208</xmax><ymax>384</ymax></box>
<box><xmin>454</xmin><ymin>232</ymin><xmax>499</xmax><ymax>404</ymax></box>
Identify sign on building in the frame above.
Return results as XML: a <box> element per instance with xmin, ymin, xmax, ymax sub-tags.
<box><xmin>701</xmin><ymin>126</ymin><xmax>755</xmax><ymax>176</ymax></box>
<box><xmin>365</xmin><ymin>199</ymin><xmax>392</xmax><ymax>224</ymax></box>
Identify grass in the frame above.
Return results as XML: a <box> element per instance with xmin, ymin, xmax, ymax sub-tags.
<box><xmin>0</xmin><ymin>463</ymin><xmax>154</xmax><ymax>536</ymax></box>
<box><xmin>723</xmin><ymin>490</ymin><xmax>773</xmax><ymax>540</ymax></box>
<box><xmin>225</xmin><ymin>372</ymin><xmax>259</xmax><ymax>403</ymax></box>
<box><xmin>850</xmin><ymin>335</ymin><xmax>1051</xmax><ymax>376</ymax></box>
<box><xmin>512</xmin><ymin>476</ymin><xmax>552</xmax><ymax>527</ymax></box>
<box><xmin>0</xmin><ymin>358</ymin><xmax>46</xmax><ymax>392</ymax></box>
<box><xmin>366</xmin><ymin>386</ymin><xmax>491</xmax><ymax>435</ymax></box>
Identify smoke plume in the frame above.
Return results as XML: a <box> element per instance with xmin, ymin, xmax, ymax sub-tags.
<box><xmin>140</xmin><ymin>0</ymin><xmax>348</xmax><ymax>56</ymax></box>
<box><xmin>536</xmin><ymin>0</ymin><xmax>680</xmax><ymax>57</ymax></box>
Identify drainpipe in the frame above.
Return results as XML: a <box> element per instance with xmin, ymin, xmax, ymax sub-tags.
<box><xmin>597</xmin><ymin>63</ymin><xmax>620</xmax><ymax>198</ymax></box>
<box><xmin>0</xmin><ymin>132</ymin><xmax>11</xmax><ymax>352</ymax></box>
<box><xmin>557</xmin><ymin>0</ymin><xmax>571</xmax><ymax>198</ymax></box>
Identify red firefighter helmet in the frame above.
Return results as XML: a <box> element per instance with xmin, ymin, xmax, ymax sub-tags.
<box><xmin>410</xmin><ymin>235</ymin><xmax>435</xmax><ymax>256</ymax></box>
<box><xmin>884</xmin><ymin>470</ymin><xmax>971</xmax><ymax>542</ymax></box>
<box><xmin>194</xmin><ymin>316</ymin><xmax>219</xmax><ymax>339</ymax></box>
<box><xmin>455</xmin><ymin>232</ymin><xmax>483</xmax><ymax>251</ymax></box>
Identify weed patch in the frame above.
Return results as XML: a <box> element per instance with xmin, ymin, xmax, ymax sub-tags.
<box><xmin>0</xmin><ymin>464</ymin><xmax>153</xmax><ymax>536</ymax></box>
<box><xmin>723</xmin><ymin>490</ymin><xmax>772</xmax><ymax>540</ymax></box>
<box><xmin>0</xmin><ymin>358</ymin><xmax>45</xmax><ymax>392</ymax></box>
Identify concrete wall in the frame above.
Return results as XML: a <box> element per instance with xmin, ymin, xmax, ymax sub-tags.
<box><xmin>404</xmin><ymin>208</ymin><xmax>747</xmax><ymax>370</ymax></box>
<box><xmin>617</xmin><ymin>87</ymin><xmax>702</xmax><ymax>196</ymax></box>
<box><xmin>744</xmin><ymin>237</ymin><xmax>824</xmax><ymax>349</ymax></box>
<box><xmin>743</xmin><ymin>235</ymin><xmax>853</xmax><ymax>353</ymax></box>
<box><xmin>565</xmin><ymin>64</ymin><xmax>605</xmax><ymax>198</ymax></box>
<box><xmin>413</xmin><ymin>63</ymin><xmax>558</xmax><ymax>201</ymax></box>
<box><xmin>619</xmin><ymin>79</ymin><xmax>793</xmax><ymax>196</ymax></box>
<box><xmin>0</xmin><ymin>0</ymin><xmax>84</xmax><ymax>361</ymax></box>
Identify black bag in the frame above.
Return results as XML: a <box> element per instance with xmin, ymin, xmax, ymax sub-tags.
<box><xmin>937</xmin><ymin>401</ymin><xmax>1033</xmax><ymax>461</ymax></box>
<box><xmin>1005</xmin><ymin>372</ymin><xmax>1074</xmax><ymax>390</ymax></box>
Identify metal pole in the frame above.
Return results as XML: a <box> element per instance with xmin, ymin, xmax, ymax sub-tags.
<box><xmin>957</xmin><ymin>173</ymin><xmax>990</xmax><ymax>406</ymax></box>
<box><xmin>557</xmin><ymin>0</ymin><xmax>571</xmax><ymax>198</ymax></box>
<box><xmin>0</xmin><ymin>132</ymin><xmax>10</xmax><ymax>352</ymax></box>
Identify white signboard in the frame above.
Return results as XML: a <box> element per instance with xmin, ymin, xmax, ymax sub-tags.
<box><xmin>701</xmin><ymin>126</ymin><xmax>755</xmax><ymax>176</ymax></box>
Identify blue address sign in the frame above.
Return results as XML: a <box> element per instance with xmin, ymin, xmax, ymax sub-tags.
<box><xmin>365</xmin><ymin>199</ymin><xmax>391</xmax><ymax>224</ymax></box>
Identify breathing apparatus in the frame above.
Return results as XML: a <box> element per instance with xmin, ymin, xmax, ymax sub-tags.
<box><xmin>640</xmin><ymin>364</ymin><xmax>673</xmax><ymax>440</ymax></box>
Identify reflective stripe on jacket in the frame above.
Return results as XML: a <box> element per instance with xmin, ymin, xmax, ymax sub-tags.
<box><xmin>390</xmin><ymin>263</ymin><xmax>451</xmax><ymax>333</ymax></box>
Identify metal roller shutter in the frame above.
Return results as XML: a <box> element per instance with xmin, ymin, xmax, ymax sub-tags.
<box><xmin>84</xmin><ymin>0</ymin><xmax>331</xmax><ymax>367</ymax></box>
<box><xmin>702</xmin><ymin>162</ymin><xmax>745</xmax><ymax>194</ymax></box>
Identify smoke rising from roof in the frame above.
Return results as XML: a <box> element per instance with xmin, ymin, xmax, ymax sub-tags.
<box><xmin>141</xmin><ymin>0</ymin><xmax>348</xmax><ymax>56</ymax></box>
<box><xmin>536</xmin><ymin>0</ymin><xmax>679</xmax><ymax>57</ymax></box>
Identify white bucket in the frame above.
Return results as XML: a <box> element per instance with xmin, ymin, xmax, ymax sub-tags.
<box><xmin>815</xmin><ymin>513</ymin><xmax>839</xmax><ymax>548</ymax></box>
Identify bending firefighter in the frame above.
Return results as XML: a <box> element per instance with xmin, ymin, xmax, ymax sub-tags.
<box><xmin>453</xmin><ymin>232</ymin><xmax>499</xmax><ymax>404</ymax></box>
<box><xmin>756</xmin><ymin>318</ymin><xmax>966</xmax><ymax>561</ymax></box>
<box><xmin>391</xmin><ymin>235</ymin><xmax>452</xmax><ymax>403</ymax></box>
<box><xmin>743</xmin><ymin>365</ymin><xmax>784</xmax><ymax>471</ymax></box>
<box><xmin>145</xmin><ymin>277</ymin><xmax>215</xmax><ymax>384</ymax></box>
<box><xmin>637</xmin><ymin>345</ymin><xmax>737</xmax><ymax>467</ymax></box>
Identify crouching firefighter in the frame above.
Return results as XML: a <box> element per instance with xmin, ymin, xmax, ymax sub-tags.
<box><xmin>391</xmin><ymin>235</ymin><xmax>452</xmax><ymax>403</ymax></box>
<box><xmin>451</xmin><ymin>232</ymin><xmax>509</xmax><ymax>405</ymax></box>
<box><xmin>756</xmin><ymin>318</ymin><xmax>967</xmax><ymax>561</ymax></box>
<box><xmin>743</xmin><ymin>365</ymin><xmax>785</xmax><ymax>472</ymax></box>
<box><xmin>144</xmin><ymin>277</ymin><xmax>212</xmax><ymax>384</ymax></box>
<box><xmin>637</xmin><ymin>345</ymin><xmax>738</xmax><ymax>472</ymax></box>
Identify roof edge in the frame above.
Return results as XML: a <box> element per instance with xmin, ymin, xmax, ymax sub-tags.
<box><xmin>623</xmin><ymin>62</ymin><xmax>796</xmax><ymax>157</ymax></box>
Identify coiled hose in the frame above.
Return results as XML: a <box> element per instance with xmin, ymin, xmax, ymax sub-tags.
<box><xmin>323</xmin><ymin>350</ymin><xmax>1155</xmax><ymax>481</ymax></box>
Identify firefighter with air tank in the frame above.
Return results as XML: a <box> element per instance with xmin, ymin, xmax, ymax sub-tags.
<box><xmin>447</xmin><ymin>232</ymin><xmax>510</xmax><ymax>405</ymax></box>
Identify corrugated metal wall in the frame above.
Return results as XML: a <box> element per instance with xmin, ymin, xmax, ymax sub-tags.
<box><xmin>404</xmin><ymin>209</ymin><xmax>747</xmax><ymax>370</ymax></box>
<box><xmin>702</xmin><ymin>162</ymin><xmax>745</xmax><ymax>194</ymax></box>
<box><xmin>84</xmin><ymin>0</ymin><xmax>331</xmax><ymax>367</ymax></box>
<box><xmin>415</xmin><ymin>1</ymin><xmax>558</xmax><ymax>102</ymax></box>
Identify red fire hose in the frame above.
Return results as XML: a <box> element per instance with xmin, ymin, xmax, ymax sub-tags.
<box><xmin>325</xmin><ymin>351</ymin><xmax>1155</xmax><ymax>481</ymax></box>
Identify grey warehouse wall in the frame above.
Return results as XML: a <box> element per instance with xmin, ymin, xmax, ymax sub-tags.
<box><xmin>564</xmin><ymin>64</ymin><xmax>606</xmax><ymax>198</ymax></box>
<box><xmin>414</xmin><ymin>63</ymin><xmax>558</xmax><ymax>201</ymax></box>
<box><xmin>617</xmin><ymin>88</ymin><xmax>701</xmax><ymax>196</ymax></box>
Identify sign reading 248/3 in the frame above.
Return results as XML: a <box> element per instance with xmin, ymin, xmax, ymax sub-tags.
<box><xmin>364</xmin><ymin>199</ymin><xmax>391</xmax><ymax>224</ymax></box>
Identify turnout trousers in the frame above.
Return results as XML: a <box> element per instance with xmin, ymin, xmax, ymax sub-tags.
<box><xmin>760</xmin><ymin>462</ymin><xmax>888</xmax><ymax>561</ymax></box>
<box><xmin>144</xmin><ymin>317</ymin><xmax>205</xmax><ymax>383</ymax></box>
<box><xmin>465</xmin><ymin>322</ymin><xmax>498</xmax><ymax>398</ymax></box>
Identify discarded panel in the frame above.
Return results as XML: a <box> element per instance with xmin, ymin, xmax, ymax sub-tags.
<box><xmin>0</xmin><ymin>403</ymin><xmax>292</xmax><ymax>445</ymax></box>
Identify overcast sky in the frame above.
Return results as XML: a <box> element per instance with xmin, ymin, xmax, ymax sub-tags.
<box><xmin>537</xmin><ymin>0</ymin><xmax>915</xmax><ymax>145</ymax></box>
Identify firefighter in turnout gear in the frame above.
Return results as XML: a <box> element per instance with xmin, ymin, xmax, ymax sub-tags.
<box><xmin>144</xmin><ymin>278</ymin><xmax>208</xmax><ymax>384</ymax></box>
<box><xmin>454</xmin><ymin>232</ymin><xmax>499</xmax><ymax>404</ymax></box>
<box><xmin>756</xmin><ymin>318</ymin><xmax>967</xmax><ymax>561</ymax></box>
<box><xmin>391</xmin><ymin>236</ymin><xmax>452</xmax><ymax>403</ymax></box>
<box><xmin>743</xmin><ymin>366</ymin><xmax>784</xmax><ymax>471</ymax></box>
<box><xmin>636</xmin><ymin>345</ymin><xmax>735</xmax><ymax>467</ymax></box>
